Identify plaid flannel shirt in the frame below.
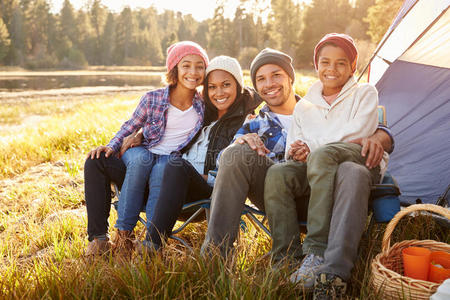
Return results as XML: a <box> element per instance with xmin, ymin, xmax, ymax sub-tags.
<box><xmin>232</xmin><ymin>104</ymin><xmax>292</xmax><ymax>163</ymax></box>
<box><xmin>107</xmin><ymin>86</ymin><xmax>204</xmax><ymax>153</ymax></box>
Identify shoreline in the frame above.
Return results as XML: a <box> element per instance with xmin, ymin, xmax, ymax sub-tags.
<box><xmin>0</xmin><ymin>86</ymin><xmax>157</xmax><ymax>102</ymax></box>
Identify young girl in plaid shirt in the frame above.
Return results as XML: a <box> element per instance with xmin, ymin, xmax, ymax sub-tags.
<box><xmin>85</xmin><ymin>41</ymin><xmax>208</xmax><ymax>254</ymax></box>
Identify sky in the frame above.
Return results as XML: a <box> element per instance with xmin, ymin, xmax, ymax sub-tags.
<box><xmin>49</xmin><ymin>0</ymin><xmax>274</xmax><ymax>21</ymax></box>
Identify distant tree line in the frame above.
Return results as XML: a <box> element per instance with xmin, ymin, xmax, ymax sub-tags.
<box><xmin>0</xmin><ymin>0</ymin><xmax>403</xmax><ymax>69</ymax></box>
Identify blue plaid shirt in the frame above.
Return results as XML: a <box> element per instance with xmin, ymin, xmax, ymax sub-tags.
<box><xmin>232</xmin><ymin>104</ymin><xmax>292</xmax><ymax>163</ymax></box>
<box><xmin>107</xmin><ymin>86</ymin><xmax>204</xmax><ymax>153</ymax></box>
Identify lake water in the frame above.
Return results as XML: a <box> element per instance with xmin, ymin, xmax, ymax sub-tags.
<box><xmin>0</xmin><ymin>74</ymin><xmax>164</xmax><ymax>92</ymax></box>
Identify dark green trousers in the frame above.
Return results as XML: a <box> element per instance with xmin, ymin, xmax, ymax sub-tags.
<box><xmin>265</xmin><ymin>142</ymin><xmax>380</xmax><ymax>261</ymax></box>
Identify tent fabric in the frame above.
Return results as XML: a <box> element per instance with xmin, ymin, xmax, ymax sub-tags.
<box><xmin>376</xmin><ymin>60</ymin><xmax>450</xmax><ymax>204</ymax></box>
<box><xmin>369</xmin><ymin>0</ymin><xmax>450</xmax><ymax>204</ymax></box>
<box><xmin>399</xmin><ymin>9</ymin><xmax>450</xmax><ymax>68</ymax></box>
<box><xmin>369</xmin><ymin>0</ymin><xmax>450</xmax><ymax>83</ymax></box>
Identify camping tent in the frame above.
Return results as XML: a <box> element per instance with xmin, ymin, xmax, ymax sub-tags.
<box><xmin>367</xmin><ymin>0</ymin><xmax>450</xmax><ymax>204</ymax></box>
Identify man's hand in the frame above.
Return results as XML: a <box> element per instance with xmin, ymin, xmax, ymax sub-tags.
<box><xmin>234</xmin><ymin>133</ymin><xmax>270</xmax><ymax>156</ymax></box>
<box><xmin>349</xmin><ymin>137</ymin><xmax>383</xmax><ymax>169</ymax></box>
<box><xmin>350</xmin><ymin>129</ymin><xmax>392</xmax><ymax>169</ymax></box>
<box><xmin>86</xmin><ymin>146</ymin><xmax>114</xmax><ymax>160</ymax></box>
<box><xmin>120</xmin><ymin>131</ymin><xmax>143</xmax><ymax>157</ymax></box>
<box><xmin>288</xmin><ymin>140</ymin><xmax>310</xmax><ymax>162</ymax></box>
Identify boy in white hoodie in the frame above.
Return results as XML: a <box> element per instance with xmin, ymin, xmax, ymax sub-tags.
<box><xmin>264</xmin><ymin>33</ymin><xmax>388</xmax><ymax>298</ymax></box>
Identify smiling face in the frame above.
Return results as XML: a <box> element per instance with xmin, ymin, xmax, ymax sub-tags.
<box><xmin>317</xmin><ymin>44</ymin><xmax>353</xmax><ymax>96</ymax></box>
<box><xmin>207</xmin><ymin>70</ymin><xmax>238</xmax><ymax>117</ymax></box>
<box><xmin>255</xmin><ymin>64</ymin><xmax>293</xmax><ymax>109</ymax></box>
<box><xmin>176</xmin><ymin>54</ymin><xmax>206</xmax><ymax>90</ymax></box>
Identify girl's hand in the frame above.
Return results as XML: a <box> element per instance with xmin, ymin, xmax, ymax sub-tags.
<box><xmin>86</xmin><ymin>146</ymin><xmax>114</xmax><ymax>160</ymax></box>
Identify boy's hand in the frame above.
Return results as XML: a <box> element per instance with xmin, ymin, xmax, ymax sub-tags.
<box><xmin>349</xmin><ymin>137</ymin><xmax>383</xmax><ymax>169</ymax></box>
<box><xmin>235</xmin><ymin>133</ymin><xmax>270</xmax><ymax>156</ymax></box>
<box><xmin>120</xmin><ymin>130</ymin><xmax>143</xmax><ymax>157</ymax></box>
<box><xmin>288</xmin><ymin>140</ymin><xmax>310</xmax><ymax>162</ymax></box>
<box><xmin>86</xmin><ymin>146</ymin><xmax>114</xmax><ymax>160</ymax></box>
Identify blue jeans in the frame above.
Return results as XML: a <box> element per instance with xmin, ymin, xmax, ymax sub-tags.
<box><xmin>146</xmin><ymin>155</ymin><xmax>213</xmax><ymax>246</ymax></box>
<box><xmin>114</xmin><ymin>146</ymin><xmax>169</xmax><ymax>231</ymax></box>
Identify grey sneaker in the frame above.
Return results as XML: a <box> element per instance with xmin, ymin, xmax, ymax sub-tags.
<box><xmin>313</xmin><ymin>273</ymin><xmax>347</xmax><ymax>300</ymax></box>
<box><xmin>290</xmin><ymin>253</ymin><xmax>324</xmax><ymax>288</ymax></box>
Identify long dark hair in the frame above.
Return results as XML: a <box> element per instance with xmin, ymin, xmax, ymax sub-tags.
<box><xmin>202</xmin><ymin>72</ymin><xmax>243</xmax><ymax>126</ymax></box>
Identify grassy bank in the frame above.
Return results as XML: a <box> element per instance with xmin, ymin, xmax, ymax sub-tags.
<box><xmin>0</xmin><ymin>74</ymin><xmax>448</xmax><ymax>299</ymax></box>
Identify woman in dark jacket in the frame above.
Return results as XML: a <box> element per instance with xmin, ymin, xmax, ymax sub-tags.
<box><xmin>140</xmin><ymin>56</ymin><xmax>262</xmax><ymax>251</ymax></box>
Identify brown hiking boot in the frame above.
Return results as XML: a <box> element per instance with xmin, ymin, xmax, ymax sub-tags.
<box><xmin>85</xmin><ymin>238</ymin><xmax>113</xmax><ymax>256</ymax></box>
<box><xmin>111</xmin><ymin>230</ymin><xmax>135</xmax><ymax>257</ymax></box>
<box><xmin>134</xmin><ymin>239</ymin><xmax>160</xmax><ymax>257</ymax></box>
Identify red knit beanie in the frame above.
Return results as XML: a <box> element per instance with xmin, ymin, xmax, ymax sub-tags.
<box><xmin>314</xmin><ymin>33</ymin><xmax>358</xmax><ymax>73</ymax></box>
<box><xmin>166</xmin><ymin>41</ymin><xmax>209</xmax><ymax>72</ymax></box>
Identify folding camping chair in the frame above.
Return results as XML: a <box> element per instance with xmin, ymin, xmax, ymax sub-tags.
<box><xmin>110</xmin><ymin>171</ymin><xmax>400</xmax><ymax>250</ymax></box>
<box><xmin>111</xmin><ymin>184</ymin><xmax>211</xmax><ymax>250</ymax></box>
<box><xmin>111</xmin><ymin>183</ymin><xmax>268</xmax><ymax>251</ymax></box>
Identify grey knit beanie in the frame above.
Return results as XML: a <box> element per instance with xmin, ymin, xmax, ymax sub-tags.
<box><xmin>250</xmin><ymin>48</ymin><xmax>295</xmax><ymax>88</ymax></box>
<box><xmin>206</xmin><ymin>56</ymin><xmax>244</xmax><ymax>89</ymax></box>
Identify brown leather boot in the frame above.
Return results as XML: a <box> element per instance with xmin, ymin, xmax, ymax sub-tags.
<box><xmin>111</xmin><ymin>230</ymin><xmax>135</xmax><ymax>257</ymax></box>
<box><xmin>84</xmin><ymin>238</ymin><xmax>113</xmax><ymax>256</ymax></box>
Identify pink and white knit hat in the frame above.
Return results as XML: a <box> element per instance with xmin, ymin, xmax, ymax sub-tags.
<box><xmin>165</xmin><ymin>41</ymin><xmax>209</xmax><ymax>71</ymax></box>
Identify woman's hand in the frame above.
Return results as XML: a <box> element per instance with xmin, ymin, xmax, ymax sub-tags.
<box><xmin>86</xmin><ymin>146</ymin><xmax>114</xmax><ymax>160</ymax></box>
<box><xmin>120</xmin><ymin>131</ymin><xmax>143</xmax><ymax>157</ymax></box>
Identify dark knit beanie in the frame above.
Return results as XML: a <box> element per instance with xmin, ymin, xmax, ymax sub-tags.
<box><xmin>250</xmin><ymin>48</ymin><xmax>295</xmax><ymax>88</ymax></box>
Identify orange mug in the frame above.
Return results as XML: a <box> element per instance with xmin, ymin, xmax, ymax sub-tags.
<box><xmin>402</xmin><ymin>247</ymin><xmax>431</xmax><ymax>281</ymax></box>
<box><xmin>429</xmin><ymin>251</ymin><xmax>450</xmax><ymax>283</ymax></box>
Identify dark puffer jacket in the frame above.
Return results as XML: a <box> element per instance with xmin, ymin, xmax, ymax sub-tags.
<box><xmin>181</xmin><ymin>87</ymin><xmax>262</xmax><ymax>174</ymax></box>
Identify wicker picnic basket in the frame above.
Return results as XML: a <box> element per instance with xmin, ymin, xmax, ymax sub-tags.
<box><xmin>371</xmin><ymin>204</ymin><xmax>450</xmax><ymax>299</ymax></box>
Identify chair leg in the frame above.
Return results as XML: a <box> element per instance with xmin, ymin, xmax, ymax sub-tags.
<box><xmin>111</xmin><ymin>188</ymin><xmax>211</xmax><ymax>251</ymax></box>
<box><xmin>167</xmin><ymin>207</ymin><xmax>207</xmax><ymax>252</ymax></box>
<box><xmin>138</xmin><ymin>215</ymin><xmax>146</xmax><ymax>227</ymax></box>
<box><xmin>366</xmin><ymin>213</ymin><xmax>376</xmax><ymax>238</ymax></box>
<box><xmin>113</xmin><ymin>183</ymin><xmax>120</xmax><ymax>199</ymax></box>
<box><xmin>246</xmin><ymin>212</ymin><xmax>271</xmax><ymax>238</ymax></box>
<box><xmin>205</xmin><ymin>207</ymin><xmax>210</xmax><ymax>224</ymax></box>
<box><xmin>169</xmin><ymin>236</ymin><xmax>194</xmax><ymax>252</ymax></box>
<box><xmin>171</xmin><ymin>207</ymin><xmax>205</xmax><ymax>235</ymax></box>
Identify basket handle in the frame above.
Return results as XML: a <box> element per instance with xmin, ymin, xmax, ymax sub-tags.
<box><xmin>381</xmin><ymin>204</ymin><xmax>450</xmax><ymax>252</ymax></box>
